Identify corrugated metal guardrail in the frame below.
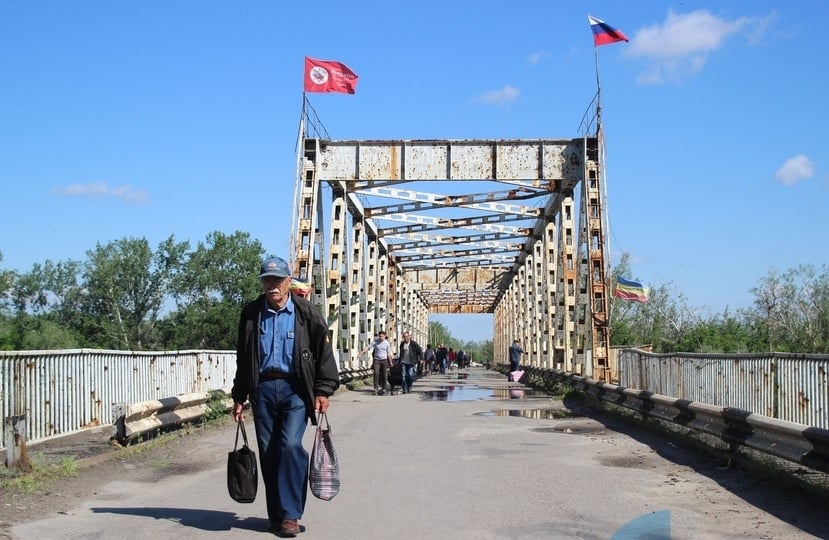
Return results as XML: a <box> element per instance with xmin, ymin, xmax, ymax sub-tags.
<box><xmin>1</xmin><ymin>348</ymin><xmax>377</xmax><ymax>449</ymax></box>
<box><xmin>0</xmin><ymin>349</ymin><xmax>237</xmax><ymax>448</ymax></box>
<box><xmin>618</xmin><ymin>349</ymin><xmax>829</xmax><ymax>429</ymax></box>
<box><xmin>509</xmin><ymin>364</ymin><xmax>829</xmax><ymax>475</ymax></box>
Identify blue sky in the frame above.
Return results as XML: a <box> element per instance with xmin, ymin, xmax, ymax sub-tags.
<box><xmin>1</xmin><ymin>2</ymin><xmax>826</xmax><ymax>343</ymax></box>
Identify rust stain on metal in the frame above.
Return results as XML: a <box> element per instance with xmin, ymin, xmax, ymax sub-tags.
<box><xmin>389</xmin><ymin>146</ymin><xmax>399</xmax><ymax>180</ymax></box>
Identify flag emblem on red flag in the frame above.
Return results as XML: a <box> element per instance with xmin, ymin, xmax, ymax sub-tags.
<box><xmin>588</xmin><ymin>15</ymin><xmax>629</xmax><ymax>46</ymax></box>
<box><xmin>304</xmin><ymin>57</ymin><xmax>359</xmax><ymax>94</ymax></box>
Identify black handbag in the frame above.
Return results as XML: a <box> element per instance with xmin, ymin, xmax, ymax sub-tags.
<box><xmin>227</xmin><ymin>420</ymin><xmax>258</xmax><ymax>503</ymax></box>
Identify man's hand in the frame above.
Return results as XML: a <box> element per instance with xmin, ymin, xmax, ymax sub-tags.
<box><xmin>231</xmin><ymin>402</ymin><xmax>244</xmax><ymax>423</ymax></box>
<box><xmin>314</xmin><ymin>396</ymin><xmax>330</xmax><ymax>414</ymax></box>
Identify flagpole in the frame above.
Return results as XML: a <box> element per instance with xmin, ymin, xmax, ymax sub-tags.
<box><xmin>587</xmin><ymin>15</ymin><xmax>628</xmax><ymax>330</ymax></box>
<box><xmin>594</xmin><ymin>43</ymin><xmax>602</xmax><ymax>136</ymax></box>
<box><xmin>289</xmin><ymin>93</ymin><xmax>307</xmax><ymax>271</ymax></box>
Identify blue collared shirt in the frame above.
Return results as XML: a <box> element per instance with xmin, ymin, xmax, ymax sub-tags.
<box><xmin>259</xmin><ymin>296</ymin><xmax>295</xmax><ymax>374</ymax></box>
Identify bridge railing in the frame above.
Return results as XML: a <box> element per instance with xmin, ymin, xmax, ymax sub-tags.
<box><xmin>0</xmin><ymin>349</ymin><xmax>238</xmax><ymax>450</ymax></box>
<box><xmin>617</xmin><ymin>349</ymin><xmax>829</xmax><ymax>430</ymax></box>
<box><xmin>507</xmin><ymin>364</ymin><xmax>829</xmax><ymax>476</ymax></box>
<box><xmin>0</xmin><ymin>349</ymin><xmax>373</xmax><ymax>451</ymax></box>
<box><xmin>4</xmin><ymin>347</ymin><xmax>828</xmax><ymax>450</ymax></box>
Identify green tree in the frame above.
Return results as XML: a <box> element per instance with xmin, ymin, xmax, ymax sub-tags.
<box><xmin>0</xmin><ymin>251</ymin><xmax>13</xmax><ymax>307</ymax></box>
<box><xmin>747</xmin><ymin>264</ymin><xmax>829</xmax><ymax>353</ymax></box>
<box><xmin>17</xmin><ymin>315</ymin><xmax>80</xmax><ymax>350</ymax></box>
<box><xmin>427</xmin><ymin>320</ymin><xmax>453</xmax><ymax>349</ymax></box>
<box><xmin>79</xmin><ymin>236</ymin><xmax>188</xmax><ymax>350</ymax></box>
<box><xmin>688</xmin><ymin>309</ymin><xmax>754</xmax><ymax>353</ymax></box>
<box><xmin>456</xmin><ymin>339</ymin><xmax>493</xmax><ymax>364</ymax></box>
<box><xmin>12</xmin><ymin>259</ymin><xmax>83</xmax><ymax>322</ymax></box>
<box><xmin>610</xmin><ymin>253</ymin><xmax>702</xmax><ymax>353</ymax></box>
<box><xmin>164</xmin><ymin>231</ymin><xmax>264</xmax><ymax>349</ymax></box>
<box><xmin>1</xmin><ymin>258</ymin><xmax>84</xmax><ymax>350</ymax></box>
<box><xmin>0</xmin><ymin>251</ymin><xmax>15</xmax><ymax>349</ymax></box>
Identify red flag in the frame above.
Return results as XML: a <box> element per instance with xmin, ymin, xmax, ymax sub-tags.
<box><xmin>304</xmin><ymin>57</ymin><xmax>359</xmax><ymax>94</ymax></box>
<box><xmin>588</xmin><ymin>15</ymin><xmax>629</xmax><ymax>47</ymax></box>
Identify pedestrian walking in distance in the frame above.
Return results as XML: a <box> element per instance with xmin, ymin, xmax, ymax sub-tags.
<box><xmin>508</xmin><ymin>339</ymin><xmax>524</xmax><ymax>379</ymax></box>
<box><xmin>360</xmin><ymin>330</ymin><xmax>392</xmax><ymax>395</ymax></box>
<box><xmin>397</xmin><ymin>331</ymin><xmax>423</xmax><ymax>393</ymax></box>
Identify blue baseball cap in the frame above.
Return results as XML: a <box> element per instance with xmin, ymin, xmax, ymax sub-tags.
<box><xmin>259</xmin><ymin>256</ymin><xmax>291</xmax><ymax>279</ymax></box>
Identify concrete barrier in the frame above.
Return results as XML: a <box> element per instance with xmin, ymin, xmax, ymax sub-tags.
<box><xmin>112</xmin><ymin>389</ymin><xmax>232</xmax><ymax>444</ymax></box>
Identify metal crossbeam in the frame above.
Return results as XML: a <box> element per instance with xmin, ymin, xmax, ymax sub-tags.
<box><xmin>357</xmin><ymin>186</ymin><xmax>547</xmax><ymax>218</ymax></box>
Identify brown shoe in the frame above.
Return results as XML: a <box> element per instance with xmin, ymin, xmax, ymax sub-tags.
<box><xmin>280</xmin><ymin>519</ymin><xmax>301</xmax><ymax>536</ymax></box>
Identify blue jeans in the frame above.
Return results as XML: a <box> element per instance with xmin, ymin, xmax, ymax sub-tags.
<box><xmin>401</xmin><ymin>363</ymin><xmax>415</xmax><ymax>392</ymax></box>
<box><xmin>252</xmin><ymin>378</ymin><xmax>308</xmax><ymax>523</ymax></box>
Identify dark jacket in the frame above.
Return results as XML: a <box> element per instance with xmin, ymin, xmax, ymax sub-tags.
<box><xmin>231</xmin><ymin>293</ymin><xmax>340</xmax><ymax>425</ymax></box>
<box><xmin>398</xmin><ymin>339</ymin><xmax>423</xmax><ymax>364</ymax></box>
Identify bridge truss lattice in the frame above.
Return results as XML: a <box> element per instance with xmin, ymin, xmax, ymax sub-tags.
<box><xmin>290</xmin><ymin>135</ymin><xmax>614</xmax><ymax>381</ymax></box>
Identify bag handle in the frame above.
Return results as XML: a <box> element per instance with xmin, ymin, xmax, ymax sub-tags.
<box><xmin>234</xmin><ymin>420</ymin><xmax>250</xmax><ymax>450</ymax></box>
<box><xmin>316</xmin><ymin>411</ymin><xmax>331</xmax><ymax>430</ymax></box>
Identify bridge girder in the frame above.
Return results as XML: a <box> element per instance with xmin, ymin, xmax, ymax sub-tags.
<box><xmin>290</xmin><ymin>138</ymin><xmax>614</xmax><ymax>381</ymax></box>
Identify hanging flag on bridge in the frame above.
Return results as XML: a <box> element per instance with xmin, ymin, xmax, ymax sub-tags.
<box><xmin>304</xmin><ymin>57</ymin><xmax>359</xmax><ymax>94</ymax></box>
<box><xmin>588</xmin><ymin>15</ymin><xmax>629</xmax><ymax>47</ymax></box>
<box><xmin>613</xmin><ymin>277</ymin><xmax>649</xmax><ymax>303</ymax></box>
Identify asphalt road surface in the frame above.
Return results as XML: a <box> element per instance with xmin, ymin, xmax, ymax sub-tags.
<box><xmin>4</xmin><ymin>368</ymin><xmax>828</xmax><ymax>539</ymax></box>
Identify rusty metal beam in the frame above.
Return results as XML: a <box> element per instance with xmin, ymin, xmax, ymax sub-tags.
<box><xmin>297</xmin><ymin>137</ymin><xmax>611</xmax><ymax>380</ymax></box>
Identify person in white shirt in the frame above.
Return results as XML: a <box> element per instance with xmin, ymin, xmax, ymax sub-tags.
<box><xmin>361</xmin><ymin>331</ymin><xmax>392</xmax><ymax>395</ymax></box>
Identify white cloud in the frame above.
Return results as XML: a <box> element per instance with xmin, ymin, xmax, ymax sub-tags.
<box><xmin>51</xmin><ymin>181</ymin><xmax>148</xmax><ymax>204</ymax></box>
<box><xmin>472</xmin><ymin>85</ymin><xmax>520</xmax><ymax>106</ymax></box>
<box><xmin>626</xmin><ymin>9</ymin><xmax>775</xmax><ymax>84</ymax></box>
<box><xmin>527</xmin><ymin>51</ymin><xmax>550</xmax><ymax>65</ymax></box>
<box><xmin>774</xmin><ymin>155</ymin><xmax>814</xmax><ymax>186</ymax></box>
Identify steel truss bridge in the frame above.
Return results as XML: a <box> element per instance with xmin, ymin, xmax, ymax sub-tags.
<box><xmin>290</xmin><ymin>135</ymin><xmax>614</xmax><ymax>381</ymax></box>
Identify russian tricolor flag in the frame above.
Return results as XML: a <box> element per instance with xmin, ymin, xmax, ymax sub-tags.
<box><xmin>588</xmin><ymin>15</ymin><xmax>629</xmax><ymax>47</ymax></box>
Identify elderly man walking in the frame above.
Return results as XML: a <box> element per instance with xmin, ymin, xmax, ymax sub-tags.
<box><xmin>231</xmin><ymin>255</ymin><xmax>340</xmax><ymax>537</ymax></box>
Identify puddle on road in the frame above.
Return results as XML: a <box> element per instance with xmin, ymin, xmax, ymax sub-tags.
<box><xmin>416</xmin><ymin>384</ymin><xmax>551</xmax><ymax>402</ymax></box>
<box><xmin>531</xmin><ymin>424</ymin><xmax>604</xmax><ymax>434</ymax></box>
<box><xmin>500</xmin><ymin>388</ymin><xmax>550</xmax><ymax>400</ymax></box>
<box><xmin>419</xmin><ymin>386</ymin><xmax>494</xmax><ymax>401</ymax></box>
<box><xmin>475</xmin><ymin>408</ymin><xmax>578</xmax><ymax>420</ymax></box>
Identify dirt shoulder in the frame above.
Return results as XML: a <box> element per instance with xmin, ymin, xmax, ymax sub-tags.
<box><xmin>0</xmin><ymin>420</ymin><xmax>230</xmax><ymax>538</ymax></box>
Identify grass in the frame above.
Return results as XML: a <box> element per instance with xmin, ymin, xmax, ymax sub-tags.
<box><xmin>0</xmin><ymin>454</ymin><xmax>79</xmax><ymax>496</ymax></box>
<box><xmin>344</xmin><ymin>376</ymin><xmax>373</xmax><ymax>391</ymax></box>
<box><xmin>1</xmin><ymin>410</ymin><xmax>234</xmax><ymax>500</ymax></box>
